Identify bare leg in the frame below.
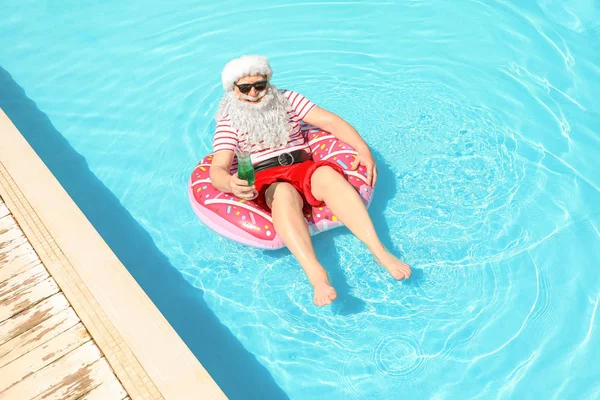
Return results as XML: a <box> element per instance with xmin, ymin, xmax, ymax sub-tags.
<box><xmin>266</xmin><ymin>182</ymin><xmax>338</xmax><ymax>306</ymax></box>
<box><xmin>311</xmin><ymin>166</ymin><xmax>412</xmax><ymax>280</ymax></box>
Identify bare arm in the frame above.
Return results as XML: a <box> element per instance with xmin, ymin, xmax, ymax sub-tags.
<box><xmin>302</xmin><ymin>106</ymin><xmax>370</xmax><ymax>153</ymax></box>
<box><xmin>209</xmin><ymin>150</ymin><xmax>235</xmax><ymax>193</ymax></box>
<box><xmin>302</xmin><ymin>105</ymin><xmax>378</xmax><ymax>186</ymax></box>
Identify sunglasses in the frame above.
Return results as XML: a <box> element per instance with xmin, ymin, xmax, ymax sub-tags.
<box><xmin>234</xmin><ymin>80</ymin><xmax>268</xmax><ymax>94</ymax></box>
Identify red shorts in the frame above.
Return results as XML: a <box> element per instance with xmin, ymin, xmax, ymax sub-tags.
<box><xmin>254</xmin><ymin>160</ymin><xmax>345</xmax><ymax>211</ymax></box>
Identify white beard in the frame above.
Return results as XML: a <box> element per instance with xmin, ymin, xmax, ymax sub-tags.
<box><xmin>215</xmin><ymin>85</ymin><xmax>293</xmax><ymax>151</ymax></box>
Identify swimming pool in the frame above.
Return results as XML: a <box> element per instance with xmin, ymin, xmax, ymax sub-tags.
<box><xmin>1</xmin><ymin>0</ymin><xmax>599</xmax><ymax>398</ymax></box>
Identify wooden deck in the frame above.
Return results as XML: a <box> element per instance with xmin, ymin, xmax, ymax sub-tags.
<box><xmin>0</xmin><ymin>197</ymin><xmax>129</xmax><ymax>400</ymax></box>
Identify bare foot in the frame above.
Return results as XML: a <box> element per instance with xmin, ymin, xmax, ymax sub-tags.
<box><xmin>313</xmin><ymin>280</ymin><xmax>338</xmax><ymax>306</ymax></box>
<box><xmin>373</xmin><ymin>250</ymin><xmax>412</xmax><ymax>280</ymax></box>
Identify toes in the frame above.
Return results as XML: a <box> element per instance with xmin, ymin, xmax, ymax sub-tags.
<box><xmin>315</xmin><ymin>296</ymin><xmax>331</xmax><ymax>306</ymax></box>
<box><xmin>314</xmin><ymin>292</ymin><xmax>336</xmax><ymax>306</ymax></box>
<box><xmin>397</xmin><ymin>269</ymin><xmax>410</xmax><ymax>280</ymax></box>
<box><xmin>313</xmin><ymin>284</ymin><xmax>337</xmax><ymax>306</ymax></box>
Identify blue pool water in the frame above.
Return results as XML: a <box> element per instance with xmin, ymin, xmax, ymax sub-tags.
<box><xmin>2</xmin><ymin>0</ymin><xmax>600</xmax><ymax>398</ymax></box>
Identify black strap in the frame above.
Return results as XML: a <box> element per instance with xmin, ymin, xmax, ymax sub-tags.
<box><xmin>253</xmin><ymin>150</ymin><xmax>312</xmax><ymax>173</ymax></box>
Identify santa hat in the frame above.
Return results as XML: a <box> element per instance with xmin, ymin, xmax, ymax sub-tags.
<box><xmin>221</xmin><ymin>55</ymin><xmax>273</xmax><ymax>91</ymax></box>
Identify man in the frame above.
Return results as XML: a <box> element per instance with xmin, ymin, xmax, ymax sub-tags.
<box><xmin>210</xmin><ymin>55</ymin><xmax>411</xmax><ymax>306</ymax></box>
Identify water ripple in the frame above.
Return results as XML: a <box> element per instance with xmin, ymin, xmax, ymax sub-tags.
<box><xmin>372</xmin><ymin>335</ymin><xmax>427</xmax><ymax>379</ymax></box>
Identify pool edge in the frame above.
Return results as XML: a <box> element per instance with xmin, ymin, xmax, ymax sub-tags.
<box><xmin>0</xmin><ymin>108</ymin><xmax>227</xmax><ymax>400</ymax></box>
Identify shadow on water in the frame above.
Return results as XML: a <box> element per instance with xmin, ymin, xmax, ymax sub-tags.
<box><xmin>263</xmin><ymin>149</ymin><xmax>423</xmax><ymax>315</ymax></box>
<box><xmin>0</xmin><ymin>66</ymin><xmax>289</xmax><ymax>400</ymax></box>
<box><xmin>371</xmin><ymin>151</ymin><xmax>425</xmax><ymax>286</ymax></box>
<box><xmin>368</xmin><ymin>151</ymin><xmax>398</xmax><ymax>252</ymax></box>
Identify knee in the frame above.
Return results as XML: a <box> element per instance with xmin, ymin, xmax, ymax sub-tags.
<box><xmin>312</xmin><ymin>166</ymin><xmax>341</xmax><ymax>183</ymax></box>
<box><xmin>311</xmin><ymin>166</ymin><xmax>343</xmax><ymax>194</ymax></box>
<box><xmin>268</xmin><ymin>183</ymin><xmax>303</xmax><ymax>209</ymax></box>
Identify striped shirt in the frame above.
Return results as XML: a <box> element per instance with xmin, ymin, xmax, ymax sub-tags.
<box><xmin>212</xmin><ymin>90</ymin><xmax>316</xmax><ymax>165</ymax></box>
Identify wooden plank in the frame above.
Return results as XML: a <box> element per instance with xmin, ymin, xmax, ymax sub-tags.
<box><xmin>0</xmin><ymin>277</ymin><xmax>60</xmax><ymax>325</ymax></box>
<box><xmin>0</xmin><ymin>263</ymin><xmax>49</xmax><ymax>306</ymax></box>
<box><xmin>0</xmin><ymin>293</ymin><xmax>70</xmax><ymax>347</ymax></box>
<box><xmin>0</xmin><ymin>237</ymin><xmax>32</xmax><ymax>268</ymax></box>
<box><xmin>0</xmin><ymin>206</ymin><xmax>37</xmax><ymax>269</ymax></box>
<box><xmin>0</xmin><ymin>214</ymin><xmax>16</xmax><ymax>233</ymax></box>
<box><xmin>0</xmin><ymin>257</ymin><xmax>40</xmax><ymax>284</ymax></box>
<box><xmin>0</xmin><ymin>239</ymin><xmax>39</xmax><ymax>271</ymax></box>
<box><xmin>0</xmin><ymin>340</ymin><xmax>101</xmax><ymax>400</ymax></box>
<box><xmin>0</xmin><ymin>323</ymin><xmax>90</xmax><ymax>393</ymax></box>
<box><xmin>0</xmin><ymin>216</ymin><xmax>21</xmax><ymax>244</ymax></box>
<box><xmin>0</xmin><ymin>210</ymin><xmax>39</xmax><ymax>274</ymax></box>
<box><xmin>0</xmin><ymin>262</ymin><xmax>48</xmax><ymax>296</ymax></box>
<box><xmin>0</xmin><ymin>231</ymin><xmax>28</xmax><ymax>259</ymax></box>
<box><xmin>0</xmin><ymin>307</ymin><xmax>80</xmax><ymax>369</ymax></box>
<box><xmin>61</xmin><ymin>358</ymin><xmax>127</xmax><ymax>400</ymax></box>
<box><xmin>0</xmin><ymin>210</ymin><xmax>40</xmax><ymax>272</ymax></box>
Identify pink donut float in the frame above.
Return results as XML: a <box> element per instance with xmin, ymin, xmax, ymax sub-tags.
<box><xmin>188</xmin><ymin>127</ymin><xmax>374</xmax><ymax>249</ymax></box>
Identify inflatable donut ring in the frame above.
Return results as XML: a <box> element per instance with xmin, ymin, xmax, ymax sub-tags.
<box><xmin>188</xmin><ymin>127</ymin><xmax>374</xmax><ymax>249</ymax></box>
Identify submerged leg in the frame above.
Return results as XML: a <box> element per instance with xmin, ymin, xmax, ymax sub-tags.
<box><xmin>310</xmin><ymin>166</ymin><xmax>412</xmax><ymax>280</ymax></box>
<box><xmin>266</xmin><ymin>182</ymin><xmax>338</xmax><ymax>306</ymax></box>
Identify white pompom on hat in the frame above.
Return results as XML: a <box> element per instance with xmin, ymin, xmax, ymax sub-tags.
<box><xmin>221</xmin><ymin>55</ymin><xmax>273</xmax><ymax>91</ymax></box>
